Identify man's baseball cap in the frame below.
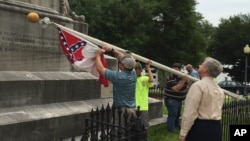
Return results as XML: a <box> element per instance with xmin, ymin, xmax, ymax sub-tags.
<box><xmin>118</xmin><ymin>54</ymin><xmax>136</xmax><ymax>70</ymax></box>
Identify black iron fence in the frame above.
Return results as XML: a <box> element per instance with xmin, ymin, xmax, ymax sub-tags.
<box><xmin>61</xmin><ymin>104</ymin><xmax>147</xmax><ymax>141</ymax></box>
<box><xmin>222</xmin><ymin>97</ymin><xmax>250</xmax><ymax>141</ymax></box>
<box><xmin>148</xmin><ymin>88</ymin><xmax>164</xmax><ymax>99</ymax></box>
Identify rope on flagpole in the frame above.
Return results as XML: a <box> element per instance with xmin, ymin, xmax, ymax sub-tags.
<box><xmin>42</xmin><ymin>18</ymin><xmax>245</xmax><ymax>100</ymax></box>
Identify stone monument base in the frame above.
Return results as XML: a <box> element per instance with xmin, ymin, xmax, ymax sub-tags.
<box><xmin>0</xmin><ymin>71</ymin><xmax>163</xmax><ymax>141</ymax></box>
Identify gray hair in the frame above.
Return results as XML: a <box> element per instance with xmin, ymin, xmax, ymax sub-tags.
<box><xmin>203</xmin><ymin>57</ymin><xmax>223</xmax><ymax>78</ymax></box>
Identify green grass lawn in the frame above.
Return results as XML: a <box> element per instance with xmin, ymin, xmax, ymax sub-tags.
<box><xmin>148</xmin><ymin>123</ymin><xmax>179</xmax><ymax>141</ymax></box>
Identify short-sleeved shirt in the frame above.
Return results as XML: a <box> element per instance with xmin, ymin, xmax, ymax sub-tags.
<box><xmin>189</xmin><ymin>69</ymin><xmax>200</xmax><ymax>79</ymax></box>
<box><xmin>105</xmin><ymin>69</ymin><xmax>136</xmax><ymax>108</ymax></box>
<box><xmin>136</xmin><ymin>76</ymin><xmax>153</xmax><ymax>111</ymax></box>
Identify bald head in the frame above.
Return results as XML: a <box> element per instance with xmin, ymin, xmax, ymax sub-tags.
<box><xmin>186</xmin><ymin>64</ymin><xmax>193</xmax><ymax>72</ymax></box>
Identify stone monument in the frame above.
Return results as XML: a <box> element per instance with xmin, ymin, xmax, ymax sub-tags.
<box><xmin>0</xmin><ymin>0</ymin><xmax>88</xmax><ymax>71</ymax></box>
<box><xmin>0</xmin><ymin>0</ymin><xmax>163</xmax><ymax>140</ymax></box>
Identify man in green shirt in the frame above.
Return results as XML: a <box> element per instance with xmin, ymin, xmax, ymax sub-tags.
<box><xmin>135</xmin><ymin>60</ymin><xmax>154</xmax><ymax>129</ymax></box>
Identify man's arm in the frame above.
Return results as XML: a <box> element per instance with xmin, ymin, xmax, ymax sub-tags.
<box><xmin>96</xmin><ymin>49</ymin><xmax>106</xmax><ymax>75</ymax></box>
<box><xmin>172</xmin><ymin>75</ymin><xmax>189</xmax><ymax>92</ymax></box>
<box><xmin>102</xmin><ymin>45</ymin><xmax>124</xmax><ymax>58</ymax></box>
<box><xmin>96</xmin><ymin>45</ymin><xmax>125</xmax><ymax>75</ymax></box>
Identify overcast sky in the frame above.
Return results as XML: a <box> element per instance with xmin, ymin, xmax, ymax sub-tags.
<box><xmin>195</xmin><ymin>0</ymin><xmax>250</xmax><ymax>26</ymax></box>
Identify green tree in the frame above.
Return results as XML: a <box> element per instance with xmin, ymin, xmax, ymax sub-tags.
<box><xmin>144</xmin><ymin>0</ymin><xmax>207</xmax><ymax>66</ymax></box>
<box><xmin>69</xmin><ymin>0</ymin><xmax>207</xmax><ymax>68</ymax></box>
<box><xmin>207</xmin><ymin>14</ymin><xmax>250</xmax><ymax>82</ymax></box>
<box><xmin>70</xmin><ymin>0</ymin><xmax>155</xmax><ymax>51</ymax></box>
<box><xmin>199</xmin><ymin>20</ymin><xmax>216</xmax><ymax>45</ymax></box>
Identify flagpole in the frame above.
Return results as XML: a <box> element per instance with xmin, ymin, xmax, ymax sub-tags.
<box><xmin>49</xmin><ymin>21</ymin><xmax>245</xmax><ymax>100</ymax></box>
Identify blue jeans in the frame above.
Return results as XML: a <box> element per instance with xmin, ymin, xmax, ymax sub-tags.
<box><xmin>164</xmin><ymin>98</ymin><xmax>182</xmax><ymax>132</ymax></box>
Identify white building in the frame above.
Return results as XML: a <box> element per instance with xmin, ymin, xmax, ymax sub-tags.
<box><xmin>142</xmin><ymin>67</ymin><xmax>159</xmax><ymax>88</ymax></box>
<box><xmin>216</xmin><ymin>72</ymin><xmax>232</xmax><ymax>83</ymax></box>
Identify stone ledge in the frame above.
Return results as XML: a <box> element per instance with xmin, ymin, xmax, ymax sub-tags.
<box><xmin>0</xmin><ymin>98</ymin><xmax>113</xmax><ymax>126</ymax></box>
<box><xmin>0</xmin><ymin>71</ymin><xmax>101</xmax><ymax>108</ymax></box>
<box><xmin>0</xmin><ymin>71</ymin><xmax>97</xmax><ymax>81</ymax></box>
<box><xmin>0</xmin><ymin>98</ymin><xmax>163</xmax><ymax>141</ymax></box>
<box><xmin>0</xmin><ymin>98</ymin><xmax>162</xmax><ymax>126</ymax></box>
<box><xmin>149</xmin><ymin>115</ymin><xmax>167</xmax><ymax>127</ymax></box>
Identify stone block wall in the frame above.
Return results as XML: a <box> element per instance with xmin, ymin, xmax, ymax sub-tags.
<box><xmin>0</xmin><ymin>72</ymin><xmax>101</xmax><ymax>108</ymax></box>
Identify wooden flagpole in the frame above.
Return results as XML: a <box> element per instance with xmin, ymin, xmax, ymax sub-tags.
<box><xmin>51</xmin><ymin>22</ymin><xmax>245</xmax><ymax>100</ymax></box>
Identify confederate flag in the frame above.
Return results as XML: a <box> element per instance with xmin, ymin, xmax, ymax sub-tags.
<box><xmin>57</xmin><ymin>27</ymin><xmax>109</xmax><ymax>87</ymax></box>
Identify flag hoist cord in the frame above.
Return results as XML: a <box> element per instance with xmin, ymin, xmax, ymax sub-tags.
<box><xmin>50</xmin><ymin>22</ymin><xmax>245</xmax><ymax>100</ymax></box>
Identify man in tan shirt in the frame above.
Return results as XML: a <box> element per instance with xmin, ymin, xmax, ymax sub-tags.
<box><xmin>179</xmin><ymin>57</ymin><xmax>224</xmax><ymax>141</ymax></box>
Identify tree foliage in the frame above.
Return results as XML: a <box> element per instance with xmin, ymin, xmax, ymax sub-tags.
<box><xmin>69</xmin><ymin>0</ymin><xmax>208</xmax><ymax>67</ymax></box>
<box><xmin>207</xmin><ymin>14</ymin><xmax>250</xmax><ymax>82</ymax></box>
